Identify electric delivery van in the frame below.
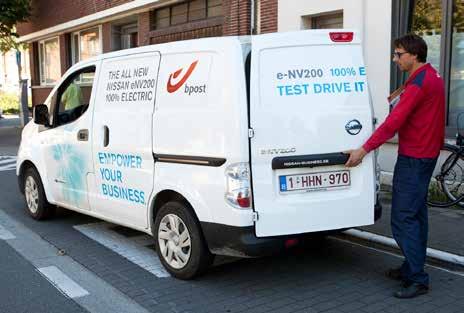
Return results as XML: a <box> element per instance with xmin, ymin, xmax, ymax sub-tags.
<box><xmin>17</xmin><ymin>30</ymin><xmax>382</xmax><ymax>279</ymax></box>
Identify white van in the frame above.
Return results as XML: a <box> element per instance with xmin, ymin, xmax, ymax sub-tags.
<box><xmin>17</xmin><ymin>30</ymin><xmax>381</xmax><ymax>279</ymax></box>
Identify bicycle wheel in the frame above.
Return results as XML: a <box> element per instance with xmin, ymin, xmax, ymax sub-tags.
<box><xmin>427</xmin><ymin>144</ymin><xmax>464</xmax><ymax>207</ymax></box>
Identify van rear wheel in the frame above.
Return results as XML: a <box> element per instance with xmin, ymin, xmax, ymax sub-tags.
<box><xmin>23</xmin><ymin>167</ymin><xmax>54</xmax><ymax>220</ymax></box>
<box><xmin>154</xmin><ymin>201</ymin><xmax>213</xmax><ymax>279</ymax></box>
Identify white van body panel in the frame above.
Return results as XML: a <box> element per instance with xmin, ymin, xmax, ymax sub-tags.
<box><xmin>153</xmin><ymin>38</ymin><xmax>252</xmax><ymax>226</ymax></box>
<box><xmin>152</xmin><ymin>164</ymin><xmax>254</xmax><ymax>226</ymax></box>
<box><xmin>250</xmin><ymin>30</ymin><xmax>375</xmax><ymax>237</ymax></box>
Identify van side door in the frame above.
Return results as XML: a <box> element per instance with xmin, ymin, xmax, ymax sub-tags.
<box><xmin>40</xmin><ymin>64</ymin><xmax>99</xmax><ymax>210</ymax></box>
<box><xmin>89</xmin><ymin>52</ymin><xmax>161</xmax><ymax>229</ymax></box>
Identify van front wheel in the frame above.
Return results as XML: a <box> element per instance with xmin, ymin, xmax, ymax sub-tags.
<box><xmin>154</xmin><ymin>201</ymin><xmax>213</xmax><ymax>279</ymax></box>
<box><xmin>23</xmin><ymin>167</ymin><xmax>54</xmax><ymax>220</ymax></box>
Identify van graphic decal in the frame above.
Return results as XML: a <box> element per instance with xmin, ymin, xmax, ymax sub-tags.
<box><xmin>167</xmin><ymin>60</ymin><xmax>199</xmax><ymax>93</ymax></box>
<box><xmin>52</xmin><ymin>144</ymin><xmax>86</xmax><ymax>206</ymax></box>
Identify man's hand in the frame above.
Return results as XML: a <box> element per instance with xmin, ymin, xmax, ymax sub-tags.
<box><xmin>344</xmin><ymin>147</ymin><xmax>368</xmax><ymax>167</ymax></box>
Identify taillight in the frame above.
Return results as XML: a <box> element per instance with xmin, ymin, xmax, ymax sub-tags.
<box><xmin>329</xmin><ymin>32</ymin><xmax>354</xmax><ymax>42</ymax></box>
<box><xmin>285</xmin><ymin>238</ymin><xmax>299</xmax><ymax>249</ymax></box>
<box><xmin>225</xmin><ymin>163</ymin><xmax>252</xmax><ymax>209</ymax></box>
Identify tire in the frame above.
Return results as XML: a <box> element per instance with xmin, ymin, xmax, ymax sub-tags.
<box><xmin>154</xmin><ymin>201</ymin><xmax>213</xmax><ymax>279</ymax></box>
<box><xmin>427</xmin><ymin>144</ymin><xmax>464</xmax><ymax>207</ymax></box>
<box><xmin>440</xmin><ymin>150</ymin><xmax>464</xmax><ymax>207</ymax></box>
<box><xmin>23</xmin><ymin>167</ymin><xmax>55</xmax><ymax>220</ymax></box>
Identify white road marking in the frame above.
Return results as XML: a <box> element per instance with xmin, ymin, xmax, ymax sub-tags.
<box><xmin>0</xmin><ymin>156</ymin><xmax>17</xmax><ymax>172</ymax></box>
<box><xmin>74</xmin><ymin>222</ymin><xmax>170</xmax><ymax>278</ymax></box>
<box><xmin>0</xmin><ymin>224</ymin><xmax>15</xmax><ymax>240</ymax></box>
<box><xmin>38</xmin><ymin>266</ymin><xmax>90</xmax><ymax>299</ymax></box>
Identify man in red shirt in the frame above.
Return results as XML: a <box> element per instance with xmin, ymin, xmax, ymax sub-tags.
<box><xmin>345</xmin><ymin>34</ymin><xmax>445</xmax><ymax>299</ymax></box>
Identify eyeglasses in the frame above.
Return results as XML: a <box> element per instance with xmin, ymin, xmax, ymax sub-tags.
<box><xmin>393</xmin><ymin>51</ymin><xmax>408</xmax><ymax>58</ymax></box>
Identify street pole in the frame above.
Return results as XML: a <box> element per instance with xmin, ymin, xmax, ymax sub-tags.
<box><xmin>16</xmin><ymin>50</ymin><xmax>28</xmax><ymax>127</ymax></box>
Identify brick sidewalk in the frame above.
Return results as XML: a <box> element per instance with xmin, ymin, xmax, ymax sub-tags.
<box><xmin>360</xmin><ymin>191</ymin><xmax>464</xmax><ymax>257</ymax></box>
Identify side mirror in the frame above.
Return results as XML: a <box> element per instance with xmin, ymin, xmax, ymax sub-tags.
<box><xmin>33</xmin><ymin>104</ymin><xmax>50</xmax><ymax>126</ymax></box>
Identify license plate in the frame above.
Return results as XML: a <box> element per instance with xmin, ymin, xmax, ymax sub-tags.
<box><xmin>279</xmin><ymin>170</ymin><xmax>350</xmax><ymax>192</ymax></box>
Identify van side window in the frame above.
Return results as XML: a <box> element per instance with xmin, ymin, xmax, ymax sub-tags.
<box><xmin>53</xmin><ymin>66</ymin><xmax>96</xmax><ymax>127</ymax></box>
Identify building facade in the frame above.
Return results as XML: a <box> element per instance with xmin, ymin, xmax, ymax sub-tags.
<box><xmin>17</xmin><ymin>0</ymin><xmax>463</xmax><ymax>179</ymax></box>
<box><xmin>17</xmin><ymin>0</ymin><xmax>278</xmax><ymax>106</ymax></box>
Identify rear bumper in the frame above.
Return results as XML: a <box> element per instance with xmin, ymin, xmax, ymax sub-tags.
<box><xmin>202</xmin><ymin>200</ymin><xmax>382</xmax><ymax>258</ymax></box>
<box><xmin>201</xmin><ymin>222</ymin><xmax>290</xmax><ymax>258</ymax></box>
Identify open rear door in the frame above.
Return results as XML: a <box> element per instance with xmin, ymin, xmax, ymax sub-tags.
<box><xmin>249</xmin><ymin>30</ymin><xmax>375</xmax><ymax>237</ymax></box>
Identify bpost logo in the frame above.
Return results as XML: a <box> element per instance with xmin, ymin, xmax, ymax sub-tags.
<box><xmin>166</xmin><ymin>60</ymin><xmax>206</xmax><ymax>95</ymax></box>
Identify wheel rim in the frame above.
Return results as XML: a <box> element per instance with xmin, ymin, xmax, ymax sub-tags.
<box><xmin>441</xmin><ymin>154</ymin><xmax>464</xmax><ymax>204</ymax></box>
<box><xmin>158</xmin><ymin>214</ymin><xmax>192</xmax><ymax>269</ymax></box>
<box><xmin>25</xmin><ymin>176</ymin><xmax>39</xmax><ymax>214</ymax></box>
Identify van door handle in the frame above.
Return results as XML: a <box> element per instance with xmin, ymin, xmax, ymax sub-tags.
<box><xmin>103</xmin><ymin>126</ymin><xmax>109</xmax><ymax>147</ymax></box>
<box><xmin>77</xmin><ymin>129</ymin><xmax>89</xmax><ymax>141</ymax></box>
<box><xmin>272</xmin><ymin>153</ymin><xmax>350</xmax><ymax>170</ymax></box>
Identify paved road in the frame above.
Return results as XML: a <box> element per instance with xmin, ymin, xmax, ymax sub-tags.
<box><xmin>1</xmin><ymin>128</ymin><xmax>464</xmax><ymax>312</ymax></box>
<box><xmin>0</xmin><ymin>240</ymin><xmax>86</xmax><ymax>313</ymax></box>
<box><xmin>0</xmin><ymin>126</ymin><xmax>21</xmax><ymax>156</ymax></box>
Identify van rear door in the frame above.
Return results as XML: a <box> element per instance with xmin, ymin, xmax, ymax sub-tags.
<box><xmin>249</xmin><ymin>30</ymin><xmax>375</xmax><ymax>237</ymax></box>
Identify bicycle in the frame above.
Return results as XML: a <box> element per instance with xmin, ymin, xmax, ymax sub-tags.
<box><xmin>427</xmin><ymin>116</ymin><xmax>464</xmax><ymax>207</ymax></box>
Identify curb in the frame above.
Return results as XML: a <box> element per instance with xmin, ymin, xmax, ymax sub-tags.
<box><xmin>344</xmin><ymin>228</ymin><xmax>464</xmax><ymax>267</ymax></box>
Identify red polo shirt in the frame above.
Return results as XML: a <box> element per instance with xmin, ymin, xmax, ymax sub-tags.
<box><xmin>363</xmin><ymin>63</ymin><xmax>445</xmax><ymax>158</ymax></box>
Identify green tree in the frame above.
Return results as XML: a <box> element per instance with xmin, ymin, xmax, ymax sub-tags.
<box><xmin>0</xmin><ymin>0</ymin><xmax>31</xmax><ymax>52</ymax></box>
<box><xmin>411</xmin><ymin>0</ymin><xmax>442</xmax><ymax>34</ymax></box>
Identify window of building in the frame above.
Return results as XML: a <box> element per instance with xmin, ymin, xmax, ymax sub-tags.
<box><xmin>111</xmin><ymin>20</ymin><xmax>139</xmax><ymax>51</ymax></box>
<box><xmin>207</xmin><ymin>0</ymin><xmax>223</xmax><ymax>17</ymax></box>
<box><xmin>392</xmin><ymin>0</ymin><xmax>464</xmax><ymax>134</ymax></box>
<box><xmin>449</xmin><ymin>2</ymin><xmax>464</xmax><ymax>129</ymax></box>
<box><xmin>411</xmin><ymin>0</ymin><xmax>442</xmax><ymax>72</ymax></box>
<box><xmin>155</xmin><ymin>7</ymin><xmax>170</xmax><ymax>28</ymax></box>
<box><xmin>71</xmin><ymin>26</ymin><xmax>101</xmax><ymax>83</ymax></box>
<box><xmin>71</xmin><ymin>26</ymin><xmax>102</xmax><ymax>65</ymax></box>
<box><xmin>171</xmin><ymin>3</ymin><xmax>188</xmax><ymax>25</ymax></box>
<box><xmin>190</xmin><ymin>0</ymin><xmax>207</xmax><ymax>21</ymax></box>
<box><xmin>38</xmin><ymin>37</ymin><xmax>60</xmax><ymax>85</ymax></box>
<box><xmin>120</xmin><ymin>24</ymin><xmax>139</xmax><ymax>50</ymax></box>
<box><xmin>152</xmin><ymin>0</ymin><xmax>223</xmax><ymax>30</ymax></box>
<box><xmin>302</xmin><ymin>11</ymin><xmax>343</xmax><ymax>30</ymax></box>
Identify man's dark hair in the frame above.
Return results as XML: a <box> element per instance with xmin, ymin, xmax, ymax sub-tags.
<box><xmin>394</xmin><ymin>34</ymin><xmax>427</xmax><ymax>63</ymax></box>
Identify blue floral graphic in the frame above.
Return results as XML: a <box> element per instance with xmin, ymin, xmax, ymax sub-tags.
<box><xmin>52</xmin><ymin>144</ymin><xmax>86</xmax><ymax>206</ymax></box>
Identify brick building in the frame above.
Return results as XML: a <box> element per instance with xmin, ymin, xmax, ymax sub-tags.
<box><xmin>17</xmin><ymin>0</ymin><xmax>278</xmax><ymax>105</ymax></box>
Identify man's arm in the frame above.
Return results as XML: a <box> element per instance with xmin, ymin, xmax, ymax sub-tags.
<box><xmin>345</xmin><ymin>84</ymin><xmax>424</xmax><ymax>167</ymax></box>
<box><xmin>362</xmin><ymin>84</ymin><xmax>424</xmax><ymax>153</ymax></box>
